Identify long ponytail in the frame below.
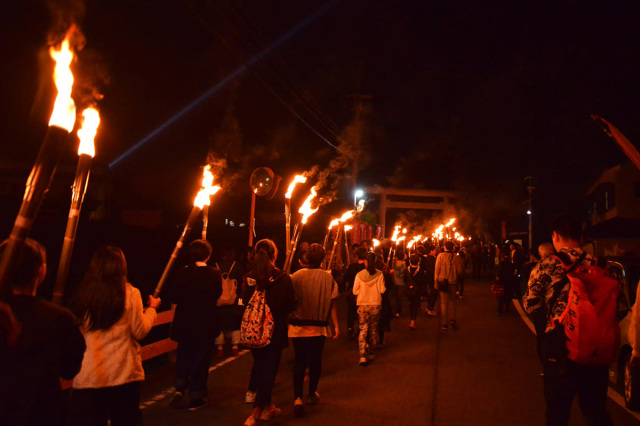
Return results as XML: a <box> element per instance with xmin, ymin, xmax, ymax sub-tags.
<box><xmin>252</xmin><ymin>239</ymin><xmax>278</xmax><ymax>290</ymax></box>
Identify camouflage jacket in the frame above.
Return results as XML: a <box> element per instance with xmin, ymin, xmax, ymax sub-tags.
<box><xmin>522</xmin><ymin>247</ymin><xmax>628</xmax><ymax>333</ymax></box>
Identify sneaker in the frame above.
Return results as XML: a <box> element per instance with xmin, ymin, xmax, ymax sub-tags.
<box><xmin>169</xmin><ymin>390</ymin><xmax>184</xmax><ymax>409</ymax></box>
<box><xmin>216</xmin><ymin>346</ymin><xmax>224</xmax><ymax>358</ymax></box>
<box><xmin>359</xmin><ymin>357</ymin><xmax>368</xmax><ymax>366</ymax></box>
<box><xmin>188</xmin><ymin>398</ymin><xmax>208</xmax><ymax>411</ymax></box>
<box><xmin>259</xmin><ymin>404</ymin><xmax>281</xmax><ymax>421</ymax></box>
<box><xmin>245</xmin><ymin>391</ymin><xmax>256</xmax><ymax>404</ymax></box>
<box><xmin>231</xmin><ymin>345</ymin><xmax>240</xmax><ymax>357</ymax></box>
<box><xmin>306</xmin><ymin>391</ymin><xmax>320</xmax><ymax>404</ymax></box>
<box><xmin>294</xmin><ymin>398</ymin><xmax>304</xmax><ymax>417</ymax></box>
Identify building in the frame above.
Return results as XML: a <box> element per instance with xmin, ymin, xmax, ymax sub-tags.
<box><xmin>584</xmin><ymin>162</ymin><xmax>640</xmax><ymax>257</ymax></box>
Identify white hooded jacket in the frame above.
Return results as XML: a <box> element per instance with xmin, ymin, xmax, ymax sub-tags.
<box><xmin>353</xmin><ymin>269</ymin><xmax>386</xmax><ymax>306</ymax></box>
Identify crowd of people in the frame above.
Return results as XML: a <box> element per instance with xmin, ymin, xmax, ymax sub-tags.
<box><xmin>0</xmin><ymin>229</ymin><xmax>479</xmax><ymax>425</ymax></box>
<box><xmin>2</xmin><ymin>213</ymin><xmax>634</xmax><ymax>426</ymax></box>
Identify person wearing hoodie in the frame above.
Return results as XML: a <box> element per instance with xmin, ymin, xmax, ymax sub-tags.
<box><xmin>434</xmin><ymin>241</ymin><xmax>458</xmax><ymax>330</ymax></box>
<box><xmin>353</xmin><ymin>252</ymin><xmax>386</xmax><ymax>366</ymax></box>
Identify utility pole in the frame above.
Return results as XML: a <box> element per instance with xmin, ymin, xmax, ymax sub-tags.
<box><xmin>347</xmin><ymin>66</ymin><xmax>372</xmax><ymax>193</ymax></box>
<box><xmin>346</xmin><ymin>93</ymin><xmax>372</xmax><ymax>190</ymax></box>
<box><xmin>525</xmin><ymin>176</ymin><xmax>534</xmax><ymax>252</ymax></box>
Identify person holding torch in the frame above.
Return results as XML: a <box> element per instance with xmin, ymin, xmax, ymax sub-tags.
<box><xmin>68</xmin><ymin>246</ymin><xmax>159</xmax><ymax>425</ymax></box>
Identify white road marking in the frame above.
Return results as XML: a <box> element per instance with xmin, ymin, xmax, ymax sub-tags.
<box><xmin>513</xmin><ymin>300</ymin><xmax>640</xmax><ymax>421</ymax></box>
<box><xmin>139</xmin><ymin>349</ymin><xmax>250</xmax><ymax>410</ymax></box>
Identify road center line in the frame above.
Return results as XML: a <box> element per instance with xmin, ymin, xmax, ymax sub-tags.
<box><xmin>139</xmin><ymin>349</ymin><xmax>250</xmax><ymax>410</ymax></box>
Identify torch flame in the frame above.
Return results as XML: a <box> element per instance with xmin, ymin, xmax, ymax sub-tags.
<box><xmin>328</xmin><ymin>219</ymin><xmax>339</xmax><ymax>229</ymax></box>
<box><xmin>77</xmin><ymin>108</ymin><xmax>100</xmax><ymax>157</ymax></box>
<box><xmin>299</xmin><ymin>187</ymin><xmax>319</xmax><ymax>224</ymax></box>
<box><xmin>396</xmin><ymin>236</ymin><xmax>406</xmax><ymax>243</ymax></box>
<box><xmin>339</xmin><ymin>210</ymin><xmax>354</xmax><ymax>222</ymax></box>
<box><xmin>194</xmin><ymin>165</ymin><xmax>221</xmax><ymax>208</ymax></box>
<box><xmin>372</xmin><ymin>238</ymin><xmax>380</xmax><ymax>248</ymax></box>
<box><xmin>285</xmin><ymin>174</ymin><xmax>307</xmax><ymax>199</ymax></box>
<box><xmin>48</xmin><ymin>32</ymin><xmax>76</xmax><ymax>132</ymax></box>
<box><xmin>402</xmin><ymin>228</ymin><xmax>407</xmax><ymax>234</ymax></box>
<box><xmin>446</xmin><ymin>218</ymin><xmax>456</xmax><ymax>227</ymax></box>
<box><xmin>391</xmin><ymin>225</ymin><xmax>401</xmax><ymax>242</ymax></box>
<box><xmin>407</xmin><ymin>240</ymin><xmax>417</xmax><ymax>249</ymax></box>
<box><xmin>344</xmin><ymin>225</ymin><xmax>353</xmax><ymax>231</ymax></box>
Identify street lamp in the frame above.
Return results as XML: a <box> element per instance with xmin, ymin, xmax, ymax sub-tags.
<box><xmin>354</xmin><ymin>189</ymin><xmax>364</xmax><ymax>208</ymax></box>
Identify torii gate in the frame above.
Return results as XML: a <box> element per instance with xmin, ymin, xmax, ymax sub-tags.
<box><xmin>365</xmin><ymin>186</ymin><xmax>458</xmax><ymax>237</ymax></box>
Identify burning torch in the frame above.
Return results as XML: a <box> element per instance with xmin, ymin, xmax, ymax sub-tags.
<box><xmin>285</xmin><ymin>175</ymin><xmax>306</xmax><ymax>259</ymax></box>
<box><xmin>284</xmin><ymin>187</ymin><xmax>318</xmax><ymax>273</ymax></box>
<box><xmin>328</xmin><ymin>210</ymin><xmax>354</xmax><ymax>271</ymax></box>
<box><xmin>343</xmin><ymin>224</ymin><xmax>353</xmax><ymax>265</ymax></box>
<box><xmin>53</xmin><ymin>108</ymin><xmax>100</xmax><ymax>305</ymax></box>
<box><xmin>153</xmin><ymin>165</ymin><xmax>220</xmax><ymax>298</ymax></box>
<box><xmin>0</xmin><ymin>32</ymin><xmax>77</xmax><ymax>301</ymax></box>
<box><xmin>387</xmin><ymin>226</ymin><xmax>401</xmax><ymax>264</ymax></box>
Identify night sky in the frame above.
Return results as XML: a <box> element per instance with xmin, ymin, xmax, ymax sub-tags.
<box><xmin>2</xmin><ymin>0</ymin><xmax>640</xmax><ymax>244</ymax></box>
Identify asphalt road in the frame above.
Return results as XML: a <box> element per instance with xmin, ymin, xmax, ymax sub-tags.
<box><xmin>140</xmin><ymin>274</ymin><xmax>640</xmax><ymax>425</ymax></box>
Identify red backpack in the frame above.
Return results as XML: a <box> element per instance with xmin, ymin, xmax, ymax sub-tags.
<box><xmin>554</xmin><ymin>253</ymin><xmax>620</xmax><ymax>365</ymax></box>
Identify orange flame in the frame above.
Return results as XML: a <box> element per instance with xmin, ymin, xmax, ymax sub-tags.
<box><xmin>299</xmin><ymin>187</ymin><xmax>318</xmax><ymax>224</ymax></box>
<box><xmin>446</xmin><ymin>218</ymin><xmax>456</xmax><ymax>227</ymax></box>
<box><xmin>391</xmin><ymin>225</ymin><xmax>401</xmax><ymax>242</ymax></box>
<box><xmin>328</xmin><ymin>219</ymin><xmax>339</xmax><ymax>229</ymax></box>
<box><xmin>344</xmin><ymin>225</ymin><xmax>353</xmax><ymax>231</ymax></box>
<box><xmin>339</xmin><ymin>210</ymin><xmax>354</xmax><ymax>222</ymax></box>
<box><xmin>194</xmin><ymin>165</ymin><xmax>221</xmax><ymax>208</ymax></box>
<box><xmin>77</xmin><ymin>108</ymin><xmax>100</xmax><ymax>157</ymax></box>
<box><xmin>48</xmin><ymin>32</ymin><xmax>76</xmax><ymax>132</ymax></box>
<box><xmin>402</xmin><ymin>228</ymin><xmax>407</xmax><ymax>234</ymax></box>
<box><xmin>396</xmin><ymin>236</ymin><xmax>406</xmax><ymax>243</ymax></box>
<box><xmin>285</xmin><ymin>174</ymin><xmax>307</xmax><ymax>199</ymax></box>
<box><xmin>372</xmin><ymin>238</ymin><xmax>381</xmax><ymax>248</ymax></box>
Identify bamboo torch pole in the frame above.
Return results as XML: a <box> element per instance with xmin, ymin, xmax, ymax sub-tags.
<box><xmin>344</xmin><ymin>225</ymin><xmax>351</xmax><ymax>265</ymax></box>
<box><xmin>153</xmin><ymin>207</ymin><xmax>201</xmax><ymax>298</ymax></box>
<box><xmin>201</xmin><ymin>205</ymin><xmax>209</xmax><ymax>240</ymax></box>
<box><xmin>53</xmin><ymin>108</ymin><xmax>100</xmax><ymax>305</ymax></box>
<box><xmin>328</xmin><ymin>223</ymin><xmax>343</xmax><ymax>270</ymax></box>
<box><xmin>284</xmin><ymin>175</ymin><xmax>306</xmax><ymax>258</ymax></box>
<box><xmin>153</xmin><ymin>165</ymin><xmax>219</xmax><ymax>297</ymax></box>
<box><xmin>0</xmin><ymin>35</ymin><xmax>76</xmax><ymax>301</ymax></box>
<box><xmin>284</xmin><ymin>186</ymin><xmax>318</xmax><ymax>273</ymax></box>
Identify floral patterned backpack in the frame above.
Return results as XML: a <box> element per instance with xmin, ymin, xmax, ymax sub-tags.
<box><xmin>240</xmin><ymin>278</ymin><xmax>275</xmax><ymax>348</ymax></box>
